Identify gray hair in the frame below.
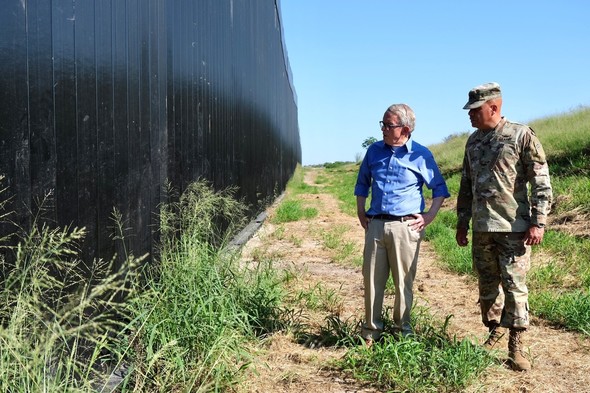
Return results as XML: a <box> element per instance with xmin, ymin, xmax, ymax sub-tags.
<box><xmin>386</xmin><ymin>103</ymin><xmax>415</xmax><ymax>133</ymax></box>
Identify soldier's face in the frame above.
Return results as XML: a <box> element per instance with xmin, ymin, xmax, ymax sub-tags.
<box><xmin>468</xmin><ymin>101</ymin><xmax>495</xmax><ymax>129</ymax></box>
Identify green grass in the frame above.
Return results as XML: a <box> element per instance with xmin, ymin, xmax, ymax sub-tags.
<box><xmin>0</xmin><ymin>180</ymin><xmax>293</xmax><ymax>392</ymax></box>
<box><xmin>429</xmin><ymin>131</ymin><xmax>470</xmax><ymax>176</ymax></box>
<box><xmin>271</xmin><ymin>165</ymin><xmax>319</xmax><ymax>224</ymax></box>
<box><xmin>316</xmin><ymin>162</ymin><xmax>359</xmax><ymax>217</ymax></box>
<box><xmin>550</xmin><ymin>176</ymin><xmax>590</xmax><ymax>215</ymax></box>
<box><xmin>320</xmin><ymin>225</ymin><xmax>359</xmax><ymax>265</ymax></box>
<box><xmin>0</xmin><ymin>193</ymin><xmax>144</xmax><ymax>392</ymax></box>
<box><xmin>530</xmin><ymin>106</ymin><xmax>590</xmax><ymax>161</ymax></box>
<box><xmin>285</xmin><ymin>163</ymin><xmax>319</xmax><ymax>196</ymax></box>
<box><xmin>530</xmin><ymin>290</ymin><xmax>590</xmax><ymax>335</ymax></box>
<box><xmin>533</xmin><ymin>230</ymin><xmax>590</xmax><ymax>287</ymax></box>
<box><xmin>293</xmin><ymin>282</ymin><xmax>342</xmax><ymax>313</ymax></box>
<box><xmin>334</xmin><ymin>307</ymin><xmax>496</xmax><ymax>392</ymax></box>
<box><xmin>288</xmin><ymin>303</ymin><xmax>496</xmax><ymax>392</ymax></box>
<box><xmin>128</xmin><ymin>180</ymin><xmax>292</xmax><ymax>391</ymax></box>
<box><xmin>425</xmin><ymin>210</ymin><xmax>473</xmax><ymax>275</ymax></box>
<box><xmin>272</xmin><ymin>199</ymin><xmax>318</xmax><ymax>223</ymax></box>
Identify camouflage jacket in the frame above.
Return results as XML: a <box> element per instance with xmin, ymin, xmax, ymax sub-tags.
<box><xmin>456</xmin><ymin>118</ymin><xmax>552</xmax><ymax>232</ymax></box>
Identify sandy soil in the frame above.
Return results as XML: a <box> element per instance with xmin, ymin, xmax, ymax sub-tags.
<box><xmin>238</xmin><ymin>167</ymin><xmax>590</xmax><ymax>393</ymax></box>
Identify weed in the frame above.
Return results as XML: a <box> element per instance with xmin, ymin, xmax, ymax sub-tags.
<box><xmin>128</xmin><ymin>180</ymin><xmax>291</xmax><ymax>390</ymax></box>
<box><xmin>0</xmin><ymin>192</ymin><xmax>145</xmax><ymax>391</ymax></box>
<box><xmin>0</xmin><ymin>179</ymin><xmax>294</xmax><ymax>391</ymax></box>
<box><xmin>272</xmin><ymin>199</ymin><xmax>318</xmax><ymax>224</ymax></box>
<box><xmin>334</xmin><ymin>308</ymin><xmax>495</xmax><ymax>392</ymax></box>
<box><xmin>294</xmin><ymin>283</ymin><xmax>343</xmax><ymax>314</ymax></box>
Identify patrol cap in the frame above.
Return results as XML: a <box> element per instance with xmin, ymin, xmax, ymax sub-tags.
<box><xmin>463</xmin><ymin>82</ymin><xmax>502</xmax><ymax>110</ymax></box>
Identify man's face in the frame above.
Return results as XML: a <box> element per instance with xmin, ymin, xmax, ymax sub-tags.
<box><xmin>381</xmin><ymin>112</ymin><xmax>406</xmax><ymax>145</ymax></box>
<box><xmin>468</xmin><ymin>101</ymin><xmax>495</xmax><ymax>129</ymax></box>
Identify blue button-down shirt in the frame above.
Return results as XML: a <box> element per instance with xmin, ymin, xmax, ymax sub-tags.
<box><xmin>354</xmin><ymin>138</ymin><xmax>450</xmax><ymax>216</ymax></box>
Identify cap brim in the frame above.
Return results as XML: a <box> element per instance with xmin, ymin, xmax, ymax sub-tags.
<box><xmin>463</xmin><ymin>100</ymin><xmax>486</xmax><ymax>110</ymax></box>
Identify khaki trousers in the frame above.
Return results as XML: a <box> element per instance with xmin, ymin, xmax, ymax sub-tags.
<box><xmin>361</xmin><ymin>218</ymin><xmax>422</xmax><ymax>340</ymax></box>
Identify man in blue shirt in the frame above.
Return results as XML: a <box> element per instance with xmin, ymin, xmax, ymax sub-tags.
<box><xmin>355</xmin><ymin>103</ymin><xmax>450</xmax><ymax>343</ymax></box>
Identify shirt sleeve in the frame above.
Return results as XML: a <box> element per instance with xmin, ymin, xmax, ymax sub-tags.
<box><xmin>354</xmin><ymin>150</ymin><xmax>371</xmax><ymax>197</ymax></box>
<box><xmin>421</xmin><ymin>151</ymin><xmax>451</xmax><ymax>199</ymax></box>
<box><xmin>522</xmin><ymin>128</ymin><xmax>553</xmax><ymax>225</ymax></box>
<box><xmin>456</xmin><ymin>146</ymin><xmax>473</xmax><ymax>230</ymax></box>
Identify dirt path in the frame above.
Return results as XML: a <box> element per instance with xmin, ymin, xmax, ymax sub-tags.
<box><xmin>239</xmin><ymin>168</ymin><xmax>590</xmax><ymax>393</ymax></box>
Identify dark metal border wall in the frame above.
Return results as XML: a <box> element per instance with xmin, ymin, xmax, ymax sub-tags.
<box><xmin>0</xmin><ymin>0</ymin><xmax>300</xmax><ymax>266</ymax></box>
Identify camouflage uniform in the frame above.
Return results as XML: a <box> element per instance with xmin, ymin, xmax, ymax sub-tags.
<box><xmin>456</xmin><ymin>117</ymin><xmax>552</xmax><ymax>328</ymax></box>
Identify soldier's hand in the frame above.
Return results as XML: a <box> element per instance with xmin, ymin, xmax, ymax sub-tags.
<box><xmin>456</xmin><ymin>227</ymin><xmax>469</xmax><ymax>247</ymax></box>
<box><xmin>525</xmin><ymin>225</ymin><xmax>545</xmax><ymax>245</ymax></box>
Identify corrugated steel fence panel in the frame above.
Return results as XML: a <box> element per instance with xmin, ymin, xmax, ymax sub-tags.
<box><xmin>0</xmin><ymin>0</ymin><xmax>300</xmax><ymax>267</ymax></box>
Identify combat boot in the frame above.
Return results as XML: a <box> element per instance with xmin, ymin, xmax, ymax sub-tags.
<box><xmin>508</xmin><ymin>328</ymin><xmax>531</xmax><ymax>371</ymax></box>
<box><xmin>483</xmin><ymin>323</ymin><xmax>504</xmax><ymax>350</ymax></box>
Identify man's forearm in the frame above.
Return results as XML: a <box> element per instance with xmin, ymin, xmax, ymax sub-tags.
<box><xmin>427</xmin><ymin>196</ymin><xmax>445</xmax><ymax>216</ymax></box>
<box><xmin>356</xmin><ymin>196</ymin><xmax>367</xmax><ymax>214</ymax></box>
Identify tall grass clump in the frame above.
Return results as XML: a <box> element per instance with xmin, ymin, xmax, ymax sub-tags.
<box><xmin>126</xmin><ymin>180</ymin><xmax>287</xmax><ymax>391</ymax></box>
<box><xmin>0</xmin><ymin>190</ymin><xmax>144</xmax><ymax>392</ymax></box>
<box><xmin>335</xmin><ymin>307</ymin><xmax>495</xmax><ymax>392</ymax></box>
<box><xmin>0</xmin><ymin>179</ymin><xmax>289</xmax><ymax>392</ymax></box>
<box><xmin>530</xmin><ymin>290</ymin><xmax>590</xmax><ymax>335</ymax></box>
<box><xmin>533</xmin><ymin>230</ymin><xmax>590</xmax><ymax>288</ymax></box>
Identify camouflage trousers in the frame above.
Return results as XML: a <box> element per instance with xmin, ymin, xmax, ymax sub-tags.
<box><xmin>472</xmin><ymin>232</ymin><xmax>531</xmax><ymax>329</ymax></box>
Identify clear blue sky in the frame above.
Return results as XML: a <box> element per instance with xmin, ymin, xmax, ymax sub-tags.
<box><xmin>278</xmin><ymin>1</ymin><xmax>590</xmax><ymax>166</ymax></box>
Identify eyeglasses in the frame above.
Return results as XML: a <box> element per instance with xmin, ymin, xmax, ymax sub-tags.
<box><xmin>379</xmin><ymin>121</ymin><xmax>404</xmax><ymax>130</ymax></box>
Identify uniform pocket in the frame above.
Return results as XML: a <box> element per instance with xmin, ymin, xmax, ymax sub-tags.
<box><xmin>493</xmin><ymin>142</ymin><xmax>519</xmax><ymax>173</ymax></box>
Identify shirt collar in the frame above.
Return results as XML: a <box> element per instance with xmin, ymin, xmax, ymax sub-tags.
<box><xmin>380</xmin><ymin>136</ymin><xmax>413</xmax><ymax>153</ymax></box>
<box><xmin>493</xmin><ymin>117</ymin><xmax>507</xmax><ymax>132</ymax></box>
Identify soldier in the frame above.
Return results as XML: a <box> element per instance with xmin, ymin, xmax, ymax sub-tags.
<box><xmin>456</xmin><ymin>82</ymin><xmax>553</xmax><ymax>371</ymax></box>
